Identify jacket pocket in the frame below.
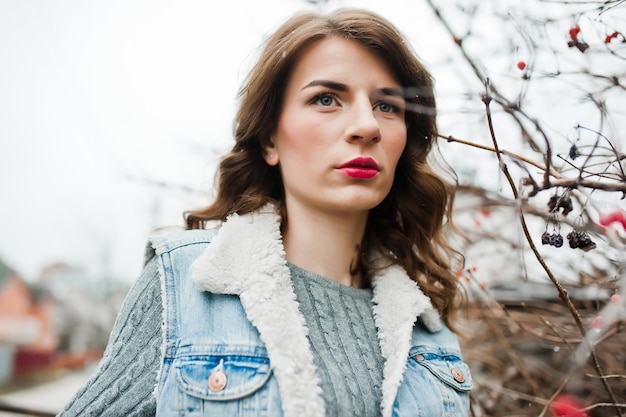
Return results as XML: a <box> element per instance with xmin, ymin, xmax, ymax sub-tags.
<box><xmin>393</xmin><ymin>346</ymin><xmax>472</xmax><ymax>416</ymax></box>
<box><xmin>157</xmin><ymin>345</ymin><xmax>282</xmax><ymax>416</ymax></box>
<box><xmin>409</xmin><ymin>345</ymin><xmax>473</xmax><ymax>392</ymax></box>
<box><xmin>174</xmin><ymin>347</ymin><xmax>273</xmax><ymax>401</ymax></box>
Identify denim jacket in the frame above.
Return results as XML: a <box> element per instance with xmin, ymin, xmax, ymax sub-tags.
<box><xmin>149</xmin><ymin>205</ymin><xmax>472</xmax><ymax>417</ymax></box>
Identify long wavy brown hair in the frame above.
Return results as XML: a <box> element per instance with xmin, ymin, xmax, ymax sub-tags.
<box><xmin>185</xmin><ymin>8</ymin><xmax>463</xmax><ymax>325</ymax></box>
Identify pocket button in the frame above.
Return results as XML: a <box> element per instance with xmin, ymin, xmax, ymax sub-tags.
<box><xmin>208</xmin><ymin>370</ymin><xmax>228</xmax><ymax>391</ymax></box>
<box><xmin>451</xmin><ymin>367</ymin><xmax>465</xmax><ymax>383</ymax></box>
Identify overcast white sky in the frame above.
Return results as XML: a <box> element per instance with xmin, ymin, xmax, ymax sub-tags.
<box><xmin>1</xmin><ymin>0</ymin><xmax>624</xmax><ymax>285</ymax></box>
<box><xmin>0</xmin><ymin>0</ymin><xmax>459</xmax><ymax>282</ymax></box>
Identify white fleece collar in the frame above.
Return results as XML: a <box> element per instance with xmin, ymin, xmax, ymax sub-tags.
<box><xmin>191</xmin><ymin>204</ymin><xmax>441</xmax><ymax>417</ymax></box>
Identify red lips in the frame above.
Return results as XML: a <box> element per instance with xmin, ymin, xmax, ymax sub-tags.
<box><xmin>337</xmin><ymin>157</ymin><xmax>379</xmax><ymax>179</ymax></box>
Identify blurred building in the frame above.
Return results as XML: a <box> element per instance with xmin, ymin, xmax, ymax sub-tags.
<box><xmin>38</xmin><ymin>262</ymin><xmax>128</xmax><ymax>357</ymax></box>
<box><xmin>0</xmin><ymin>258</ymin><xmax>56</xmax><ymax>385</ymax></box>
<box><xmin>0</xmin><ymin>258</ymin><xmax>130</xmax><ymax>388</ymax></box>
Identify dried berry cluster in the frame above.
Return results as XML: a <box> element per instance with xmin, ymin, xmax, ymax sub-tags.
<box><xmin>548</xmin><ymin>194</ymin><xmax>573</xmax><ymax>215</ymax></box>
<box><xmin>542</xmin><ymin>231</ymin><xmax>564</xmax><ymax>247</ymax></box>
<box><xmin>542</xmin><ymin>191</ymin><xmax>597</xmax><ymax>251</ymax></box>
<box><xmin>567</xmin><ymin>230</ymin><xmax>596</xmax><ymax>252</ymax></box>
<box><xmin>541</xmin><ymin>229</ymin><xmax>596</xmax><ymax>250</ymax></box>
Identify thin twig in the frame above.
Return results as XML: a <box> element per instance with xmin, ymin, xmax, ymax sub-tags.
<box><xmin>438</xmin><ymin>134</ymin><xmax>562</xmax><ymax>179</ymax></box>
<box><xmin>527</xmin><ymin>177</ymin><xmax>626</xmax><ymax>196</ymax></box>
<box><xmin>478</xmin><ymin>380</ymin><xmax>551</xmax><ymax>406</ymax></box>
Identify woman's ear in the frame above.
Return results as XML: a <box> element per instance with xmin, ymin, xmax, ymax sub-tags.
<box><xmin>262</xmin><ymin>138</ymin><xmax>280</xmax><ymax>166</ymax></box>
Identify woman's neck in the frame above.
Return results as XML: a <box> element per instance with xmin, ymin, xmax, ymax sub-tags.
<box><xmin>281</xmin><ymin>202</ymin><xmax>368</xmax><ymax>288</ymax></box>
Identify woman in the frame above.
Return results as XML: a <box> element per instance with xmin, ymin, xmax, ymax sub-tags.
<box><xmin>58</xmin><ymin>7</ymin><xmax>471</xmax><ymax>417</ymax></box>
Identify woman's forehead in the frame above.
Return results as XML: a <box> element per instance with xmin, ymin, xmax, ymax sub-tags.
<box><xmin>285</xmin><ymin>37</ymin><xmax>401</xmax><ymax>92</ymax></box>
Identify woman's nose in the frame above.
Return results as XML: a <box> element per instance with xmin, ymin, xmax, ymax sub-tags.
<box><xmin>345</xmin><ymin>99</ymin><xmax>381</xmax><ymax>143</ymax></box>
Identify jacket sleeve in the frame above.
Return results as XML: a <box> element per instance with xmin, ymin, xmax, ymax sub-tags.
<box><xmin>56</xmin><ymin>256</ymin><xmax>162</xmax><ymax>417</ymax></box>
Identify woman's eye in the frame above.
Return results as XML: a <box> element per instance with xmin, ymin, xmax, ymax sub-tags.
<box><xmin>314</xmin><ymin>94</ymin><xmax>337</xmax><ymax>107</ymax></box>
<box><xmin>376</xmin><ymin>102</ymin><xmax>395</xmax><ymax>113</ymax></box>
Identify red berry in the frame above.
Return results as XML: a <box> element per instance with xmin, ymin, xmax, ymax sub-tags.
<box><xmin>592</xmin><ymin>316</ymin><xmax>604</xmax><ymax>329</ymax></box>
<box><xmin>551</xmin><ymin>394</ymin><xmax>588</xmax><ymax>417</ymax></box>
<box><xmin>605</xmin><ymin>31</ymin><xmax>619</xmax><ymax>43</ymax></box>
<box><xmin>599</xmin><ymin>210</ymin><xmax>626</xmax><ymax>230</ymax></box>
<box><xmin>569</xmin><ymin>26</ymin><xmax>581</xmax><ymax>40</ymax></box>
<box><xmin>517</xmin><ymin>61</ymin><xmax>526</xmax><ymax>70</ymax></box>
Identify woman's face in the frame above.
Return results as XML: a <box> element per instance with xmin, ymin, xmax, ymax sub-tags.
<box><xmin>264</xmin><ymin>37</ymin><xmax>407</xmax><ymax>216</ymax></box>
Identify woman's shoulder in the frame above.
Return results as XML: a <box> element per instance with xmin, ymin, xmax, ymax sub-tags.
<box><xmin>412</xmin><ymin>317</ymin><xmax>462</xmax><ymax>353</ymax></box>
<box><xmin>143</xmin><ymin>226</ymin><xmax>220</xmax><ymax>264</ymax></box>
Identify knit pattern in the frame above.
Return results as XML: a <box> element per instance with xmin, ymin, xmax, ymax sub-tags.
<box><xmin>57</xmin><ymin>258</ymin><xmax>161</xmax><ymax>417</ymax></box>
<box><xmin>289</xmin><ymin>263</ymin><xmax>385</xmax><ymax>417</ymax></box>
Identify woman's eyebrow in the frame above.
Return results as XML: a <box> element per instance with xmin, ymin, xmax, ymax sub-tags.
<box><xmin>379</xmin><ymin>87</ymin><xmax>405</xmax><ymax>98</ymax></box>
<box><xmin>301</xmin><ymin>80</ymin><xmax>405</xmax><ymax>99</ymax></box>
<box><xmin>301</xmin><ymin>79</ymin><xmax>347</xmax><ymax>92</ymax></box>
